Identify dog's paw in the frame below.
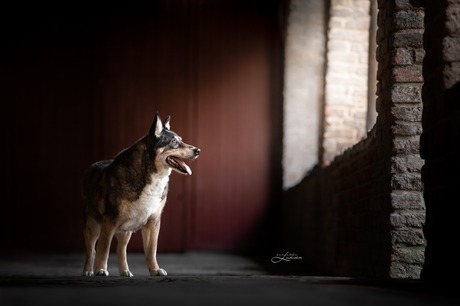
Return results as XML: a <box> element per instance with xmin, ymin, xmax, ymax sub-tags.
<box><xmin>120</xmin><ymin>270</ymin><xmax>134</xmax><ymax>277</ymax></box>
<box><xmin>149</xmin><ymin>268</ymin><xmax>167</xmax><ymax>276</ymax></box>
<box><xmin>95</xmin><ymin>269</ymin><xmax>109</xmax><ymax>276</ymax></box>
<box><xmin>81</xmin><ymin>271</ymin><xmax>94</xmax><ymax>277</ymax></box>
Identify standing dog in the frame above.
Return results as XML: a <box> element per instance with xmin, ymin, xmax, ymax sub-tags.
<box><xmin>82</xmin><ymin>113</ymin><xmax>200</xmax><ymax>277</ymax></box>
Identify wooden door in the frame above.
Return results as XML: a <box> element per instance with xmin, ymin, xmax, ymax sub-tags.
<box><xmin>1</xmin><ymin>1</ymin><xmax>282</xmax><ymax>254</ymax></box>
<box><xmin>190</xmin><ymin>4</ymin><xmax>282</xmax><ymax>252</ymax></box>
<box><xmin>97</xmin><ymin>2</ymin><xmax>282</xmax><ymax>253</ymax></box>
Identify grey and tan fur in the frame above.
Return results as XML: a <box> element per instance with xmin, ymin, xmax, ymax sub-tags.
<box><xmin>82</xmin><ymin>113</ymin><xmax>200</xmax><ymax>277</ymax></box>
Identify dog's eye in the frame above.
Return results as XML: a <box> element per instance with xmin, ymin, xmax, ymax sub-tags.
<box><xmin>170</xmin><ymin>138</ymin><xmax>179</xmax><ymax>148</ymax></box>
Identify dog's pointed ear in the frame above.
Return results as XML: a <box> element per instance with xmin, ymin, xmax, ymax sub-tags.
<box><xmin>164</xmin><ymin>115</ymin><xmax>171</xmax><ymax>130</ymax></box>
<box><xmin>149</xmin><ymin>113</ymin><xmax>163</xmax><ymax>138</ymax></box>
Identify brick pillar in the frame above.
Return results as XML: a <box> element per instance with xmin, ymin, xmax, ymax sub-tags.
<box><xmin>377</xmin><ymin>0</ymin><xmax>426</xmax><ymax>278</ymax></box>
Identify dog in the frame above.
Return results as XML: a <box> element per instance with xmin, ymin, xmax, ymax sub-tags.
<box><xmin>81</xmin><ymin>113</ymin><xmax>200</xmax><ymax>277</ymax></box>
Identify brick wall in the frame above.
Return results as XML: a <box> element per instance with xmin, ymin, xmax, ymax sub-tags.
<box><xmin>283</xmin><ymin>0</ymin><xmax>326</xmax><ymax>189</ymax></box>
<box><xmin>323</xmin><ymin>0</ymin><xmax>371</xmax><ymax>164</ymax></box>
<box><xmin>282</xmin><ymin>0</ymin><xmax>426</xmax><ymax>279</ymax></box>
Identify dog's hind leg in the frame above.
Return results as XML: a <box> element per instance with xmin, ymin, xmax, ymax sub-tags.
<box><xmin>116</xmin><ymin>231</ymin><xmax>133</xmax><ymax>277</ymax></box>
<box><xmin>141</xmin><ymin>216</ymin><xmax>167</xmax><ymax>276</ymax></box>
<box><xmin>82</xmin><ymin>218</ymin><xmax>100</xmax><ymax>276</ymax></box>
<box><xmin>94</xmin><ymin>219</ymin><xmax>116</xmax><ymax>276</ymax></box>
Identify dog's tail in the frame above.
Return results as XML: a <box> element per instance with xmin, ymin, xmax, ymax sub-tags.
<box><xmin>82</xmin><ymin>160</ymin><xmax>111</xmax><ymax>201</ymax></box>
<box><xmin>82</xmin><ymin>160</ymin><xmax>112</xmax><ymax>225</ymax></box>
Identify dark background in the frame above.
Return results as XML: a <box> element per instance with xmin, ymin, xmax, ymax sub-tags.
<box><xmin>0</xmin><ymin>0</ymin><xmax>284</xmax><ymax>254</ymax></box>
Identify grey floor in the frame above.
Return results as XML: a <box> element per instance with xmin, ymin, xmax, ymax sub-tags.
<box><xmin>0</xmin><ymin>252</ymin><xmax>457</xmax><ymax>306</ymax></box>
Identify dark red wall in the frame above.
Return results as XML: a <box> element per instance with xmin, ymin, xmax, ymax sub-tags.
<box><xmin>1</xmin><ymin>1</ymin><xmax>283</xmax><ymax>254</ymax></box>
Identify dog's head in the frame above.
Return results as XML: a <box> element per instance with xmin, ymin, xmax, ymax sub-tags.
<box><xmin>148</xmin><ymin>113</ymin><xmax>200</xmax><ymax>175</ymax></box>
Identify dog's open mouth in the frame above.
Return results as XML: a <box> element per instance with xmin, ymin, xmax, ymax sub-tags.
<box><xmin>166</xmin><ymin>156</ymin><xmax>192</xmax><ymax>175</ymax></box>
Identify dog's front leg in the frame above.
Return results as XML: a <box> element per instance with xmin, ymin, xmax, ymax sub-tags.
<box><xmin>94</xmin><ymin>218</ymin><xmax>116</xmax><ymax>276</ymax></box>
<box><xmin>141</xmin><ymin>216</ymin><xmax>167</xmax><ymax>276</ymax></box>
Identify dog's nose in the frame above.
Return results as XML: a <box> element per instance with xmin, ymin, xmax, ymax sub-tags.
<box><xmin>194</xmin><ymin>148</ymin><xmax>201</xmax><ymax>156</ymax></box>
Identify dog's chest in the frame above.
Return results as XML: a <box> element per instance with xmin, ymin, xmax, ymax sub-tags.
<box><xmin>119</xmin><ymin>173</ymin><xmax>170</xmax><ymax>231</ymax></box>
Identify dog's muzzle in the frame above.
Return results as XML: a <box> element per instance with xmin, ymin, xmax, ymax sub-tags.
<box><xmin>166</xmin><ymin>146</ymin><xmax>200</xmax><ymax>175</ymax></box>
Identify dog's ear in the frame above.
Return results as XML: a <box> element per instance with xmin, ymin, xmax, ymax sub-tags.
<box><xmin>149</xmin><ymin>113</ymin><xmax>163</xmax><ymax>138</ymax></box>
<box><xmin>164</xmin><ymin>115</ymin><xmax>171</xmax><ymax>130</ymax></box>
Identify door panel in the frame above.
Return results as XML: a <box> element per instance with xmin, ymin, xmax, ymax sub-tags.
<box><xmin>96</xmin><ymin>2</ymin><xmax>281</xmax><ymax>252</ymax></box>
<box><xmin>2</xmin><ymin>1</ymin><xmax>281</xmax><ymax>254</ymax></box>
<box><xmin>190</xmin><ymin>6</ymin><xmax>277</xmax><ymax>251</ymax></box>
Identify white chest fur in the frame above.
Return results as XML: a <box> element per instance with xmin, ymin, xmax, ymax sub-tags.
<box><xmin>119</xmin><ymin>170</ymin><xmax>171</xmax><ymax>232</ymax></box>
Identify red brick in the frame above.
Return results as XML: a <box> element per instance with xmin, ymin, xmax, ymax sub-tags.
<box><xmin>393</xmin><ymin>66</ymin><xmax>423</xmax><ymax>82</ymax></box>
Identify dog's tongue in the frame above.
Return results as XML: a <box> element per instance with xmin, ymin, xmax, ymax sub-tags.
<box><xmin>176</xmin><ymin>157</ymin><xmax>192</xmax><ymax>175</ymax></box>
<box><xmin>182</xmin><ymin>161</ymin><xmax>192</xmax><ymax>175</ymax></box>
<box><xmin>168</xmin><ymin>156</ymin><xmax>193</xmax><ymax>175</ymax></box>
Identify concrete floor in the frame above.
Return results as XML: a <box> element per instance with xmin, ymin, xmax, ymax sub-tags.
<box><xmin>0</xmin><ymin>252</ymin><xmax>457</xmax><ymax>306</ymax></box>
